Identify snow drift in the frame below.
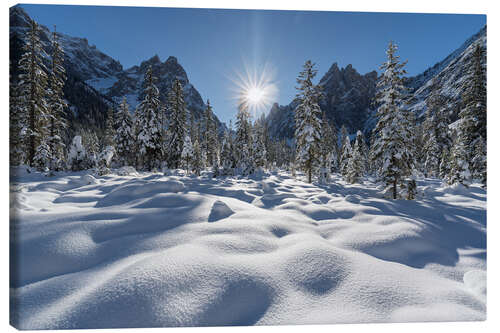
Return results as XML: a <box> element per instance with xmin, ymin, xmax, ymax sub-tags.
<box><xmin>10</xmin><ymin>169</ymin><xmax>486</xmax><ymax>329</ymax></box>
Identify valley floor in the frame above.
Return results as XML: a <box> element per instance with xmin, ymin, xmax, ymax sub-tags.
<box><xmin>9</xmin><ymin>168</ymin><xmax>486</xmax><ymax>329</ymax></box>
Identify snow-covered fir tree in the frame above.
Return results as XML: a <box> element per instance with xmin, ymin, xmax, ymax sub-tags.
<box><xmin>458</xmin><ymin>44</ymin><xmax>486</xmax><ymax>178</ymax></box>
<box><xmin>338</xmin><ymin>125</ymin><xmax>348</xmax><ymax>169</ymax></box>
<box><xmin>448</xmin><ymin>132</ymin><xmax>471</xmax><ymax>186</ymax></box>
<box><xmin>18</xmin><ymin>18</ymin><xmax>49</xmax><ymax>166</ymax></box>
<box><xmin>104</xmin><ymin>106</ymin><xmax>116</xmax><ymax>148</ymax></box>
<box><xmin>114</xmin><ymin>97</ymin><xmax>135</xmax><ymax>167</ymax></box>
<box><xmin>46</xmin><ymin>27</ymin><xmax>67</xmax><ymax>172</ymax></box>
<box><xmin>318</xmin><ymin>112</ymin><xmax>336</xmax><ymax>182</ymax></box>
<box><xmin>181</xmin><ymin>134</ymin><xmax>194</xmax><ymax>173</ymax></box>
<box><xmin>471</xmin><ymin>135</ymin><xmax>486</xmax><ymax>187</ymax></box>
<box><xmin>294</xmin><ymin>60</ymin><xmax>322</xmax><ymax>183</ymax></box>
<box><xmin>136</xmin><ymin>65</ymin><xmax>163</xmax><ymax>171</ymax></box>
<box><xmin>220</xmin><ymin>128</ymin><xmax>235</xmax><ymax>176</ymax></box>
<box><xmin>345</xmin><ymin>131</ymin><xmax>367</xmax><ymax>183</ymax></box>
<box><xmin>235</xmin><ymin>103</ymin><xmax>253</xmax><ymax>174</ymax></box>
<box><xmin>423</xmin><ymin>129</ymin><xmax>440</xmax><ymax>178</ymax></box>
<box><xmin>203</xmin><ymin>100</ymin><xmax>218</xmax><ymax>168</ymax></box>
<box><xmin>252</xmin><ymin>121</ymin><xmax>267</xmax><ymax>169</ymax></box>
<box><xmin>10</xmin><ymin>64</ymin><xmax>25</xmax><ymax>166</ymax></box>
<box><xmin>67</xmin><ymin>135</ymin><xmax>87</xmax><ymax>171</ymax></box>
<box><xmin>346</xmin><ymin>137</ymin><xmax>364</xmax><ymax>184</ymax></box>
<box><xmin>340</xmin><ymin>136</ymin><xmax>352</xmax><ymax>177</ymax></box>
<box><xmin>166</xmin><ymin>79</ymin><xmax>187</xmax><ymax>169</ymax></box>
<box><xmin>32</xmin><ymin>138</ymin><xmax>51</xmax><ymax>171</ymax></box>
<box><xmin>81</xmin><ymin>130</ymin><xmax>99</xmax><ymax>169</ymax></box>
<box><xmin>97</xmin><ymin>146</ymin><xmax>115</xmax><ymax>176</ymax></box>
<box><xmin>371</xmin><ymin>41</ymin><xmax>415</xmax><ymax>199</ymax></box>
<box><xmin>439</xmin><ymin>147</ymin><xmax>451</xmax><ymax>180</ymax></box>
<box><xmin>192</xmin><ymin>139</ymin><xmax>202</xmax><ymax>176</ymax></box>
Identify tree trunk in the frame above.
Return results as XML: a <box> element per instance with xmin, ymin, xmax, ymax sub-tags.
<box><xmin>393</xmin><ymin>176</ymin><xmax>397</xmax><ymax>199</ymax></box>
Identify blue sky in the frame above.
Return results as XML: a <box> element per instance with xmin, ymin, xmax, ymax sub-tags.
<box><xmin>20</xmin><ymin>4</ymin><xmax>485</xmax><ymax>124</ymax></box>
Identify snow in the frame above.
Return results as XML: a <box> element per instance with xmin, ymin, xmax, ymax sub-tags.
<box><xmin>10</xmin><ymin>170</ymin><xmax>486</xmax><ymax>329</ymax></box>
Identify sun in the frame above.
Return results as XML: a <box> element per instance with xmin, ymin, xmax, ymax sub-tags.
<box><xmin>246</xmin><ymin>87</ymin><xmax>265</xmax><ymax>105</ymax></box>
<box><xmin>228</xmin><ymin>61</ymin><xmax>278</xmax><ymax>117</ymax></box>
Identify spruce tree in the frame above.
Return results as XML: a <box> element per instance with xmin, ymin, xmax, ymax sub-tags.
<box><xmin>339</xmin><ymin>125</ymin><xmax>348</xmax><ymax>168</ymax></box>
<box><xmin>235</xmin><ymin>103</ymin><xmax>253</xmax><ymax>174</ymax></box>
<box><xmin>471</xmin><ymin>136</ymin><xmax>486</xmax><ymax>187</ymax></box>
<box><xmin>459</xmin><ymin>44</ymin><xmax>486</xmax><ymax>177</ymax></box>
<box><xmin>448</xmin><ymin>133</ymin><xmax>471</xmax><ymax>186</ymax></box>
<box><xmin>346</xmin><ymin>136</ymin><xmax>364</xmax><ymax>184</ymax></box>
<box><xmin>67</xmin><ymin>135</ymin><xmax>87</xmax><ymax>171</ymax></box>
<box><xmin>114</xmin><ymin>97</ymin><xmax>135</xmax><ymax>167</ymax></box>
<box><xmin>136</xmin><ymin>65</ymin><xmax>163</xmax><ymax>170</ymax></box>
<box><xmin>203</xmin><ymin>100</ymin><xmax>218</xmax><ymax>168</ymax></box>
<box><xmin>294</xmin><ymin>60</ymin><xmax>322</xmax><ymax>183</ymax></box>
<box><xmin>10</xmin><ymin>63</ymin><xmax>25</xmax><ymax>166</ymax></box>
<box><xmin>423</xmin><ymin>130</ymin><xmax>440</xmax><ymax>178</ymax></box>
<box><xmin>340</xmin><ymin>136</ymin><xmax>352</xmax><ymax>177</ymax></box>
<box><xmin>192</xmin><ymin>139</ymin><xmax>202</xmax><ymax>176</ymax></box>
<box><xmin>166</xmin><ymin>79</ymin><xmax>187</xmax><ymax>169</ymax></box>
<box><xmin>371</xmin><ymin>41</ymin><xmax>414</xmax><ymax>199</ymax></box>
<box><xmin>439</xmin><ymin>147</ymin><xmax>451</xmax><ymax>180</ymax></box>
<box><xmin>319</xmin><ymin>112</ymin><xmax>335</xmax><ymax>182</ymax></box>
<box><xmin>252</xmin><ymin>121</ymin><xmax>267</xmax><ymax>169</ymax></box>
<box><xmin>47</xmin><ymin>27</ymin><xmax>68</xmax><ymax>171</ymax></box>
<box><xmin>181</xmin><ymin>134</ymin><xmax>194</xmax><ymax>173</ymax></box>
<box><xmin>104</xmin><ymin>106</ymin><xmax>116</xmax><ymax>148</ymax></box>
<box><xmin>18</xmin><ymin>18</ymin><xmax>49</xmax><ymax>166</ymax></box>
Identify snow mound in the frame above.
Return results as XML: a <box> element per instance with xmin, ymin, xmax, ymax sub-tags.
<box><xmin>463</xmin><ymin>270</ymin><xmax>486</xmax><ymax>300</ymax></box>
<box><xmin>115</xmin><ymin>166</ymin><xmax>139</xmax><ymax>176</ymax></box>
<box><xmin>208</xmin><ymin>200</ymin><xmax>235</xmax><ymax>222</ymax></box>
<box><xmin>10</xmin><ymin>171</ymin><xmax>486</xmax><ymax>329</ymax></box>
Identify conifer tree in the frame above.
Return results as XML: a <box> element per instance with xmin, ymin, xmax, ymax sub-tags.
<box><xmin>33</xmin><ymin>139</ymin><xmax>51</xmax><ymax>171</ymax></box>
<box><xmin>220</xmin><ymin>128</ymin><xmax>235</xmax><ymax>176</ymax></box>
<box><xmin>448</xmin><ymin>133</ymin><xmax>471</xmax><ymax>186</ymax></box>
<box><xmin>346</xmin><ymin>136</ymin><xmax>365</xmax><ymax>184</ymax></box>
<box><xmin>318</xmin><ymin>112</ymin><xmax>335</xmax><ymax>182</ymax></box>
<box><xmin>167</xmin><ymin>79</ymin><xmax>187</xmax><ymax>169</ymax></box>
<box><xmin>114</xmin><ymin>97</ymin><xmax>135</xmax><ymax>167</ymax></box>
<box><xmin>192</xmin><ymin>139</ymin><xmax>202</xmax><ymax>176</ymax></box>
<box><xmin>461</xmin><ymin>44</ymin><xmax>487</xmax><ymax>144</ymax></box>
<box><xmin>104</xmin><ymin>106</ymin><xmax>115</xmax><ymax>148</ymax></box>
<box><xmin>471</xmin><ymin>136</ymin><xmax>486</xmax><ymax>187</ymax></box>
<box><xmin>423</xmin><ymin>130</ymin><xmax>440</xmax><ymax>177</ymax></box>
<box><xmin>18</xmin><ymin>18</ymin><xmax>49</xmax><ymax>166</ymax></box>
<box><xmin>340</xmin><ymin>136</ymin><xmax>352</xmax><ymax>177</ymax></box>
<box><xmin>67</xmin><ymin>135</ymin><xmax>87</xmax><ymax>171</ymax></box>
<box><xmin>458</xmin><ymin>44</ymin><xmax>486</xmax><ymax>177</ymax></box>
<box><xmin>294</xmin><ymin>60</ymin><xmax>322</xmax><ymax>183</ymax></box>
<box><xmin>10</xmin><ymin>63</ymin><xmax>25</xmax><ymax>166</ymax></box>
<box><xmin>136</xmin><ymin>66</ymin><xmax>163</xmax><ymax>170</ymax></box>
<box><xmin>371</xmin><ymin>41</ymin><xmax>414</xmax><ymax>199</ymax></box>
<box><xmin>235</xmin><ymin>103</ymin><xmax>253</xmax><ymax>174</ymax></box>
<box><xmin>181</xmin><ymin>134</ymin><xmax>194</xmax><ymax>173</ymax></box>
<box><xmin>439</xmin><ymin>147</ymin><xmax>451</xmax><ymax>180</ymax></box>
<box><xmin>47</xmin><ymin>27</ymin><xmax>67</xmax><ymax>171</ymax></box>
<box><xmin>203</xmin><ymin>100</ymin><xmax>218</xmax><ymax>168</ymax></box>
<box><xmin>252</xmin><ymin>121</ymin><xmax>267</xmax><ymax>169</ymax></box>
<box><xmin>338</xmin><ymin>125</ymin><xmax>348</xmax><ymax>168</ymax></box>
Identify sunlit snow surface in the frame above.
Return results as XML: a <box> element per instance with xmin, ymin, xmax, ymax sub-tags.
<box><xmin>10</xmin><ymin>168</ymin><xmax>486</xmax><ymax>329</ymax></box>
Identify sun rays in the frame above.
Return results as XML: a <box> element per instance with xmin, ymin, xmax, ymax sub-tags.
<box><xmin>228</xmin><ymin>61</ymin><xmax>278</xmax><ymax>117</ymax></box>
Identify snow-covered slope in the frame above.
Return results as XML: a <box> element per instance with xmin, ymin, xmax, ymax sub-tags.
<box><xmin>10</xmin><ymin>169</ymin><xmax>486</xmax><ymax>329</ymax></box>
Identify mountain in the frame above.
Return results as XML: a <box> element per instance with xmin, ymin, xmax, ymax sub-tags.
<box><xmin>265</xmin><ymin>26</ymin><xmax>486</xmax><ymax>141</ymax></box>
<box><xmin>266</xmin><ymin>64</ymin><xmax>377</xmax><ymax>140</ymax></box>
<box><xmin>9</xmin><ymin>6</ymin><xmax>222</xmax><ymax>140</ymax></box>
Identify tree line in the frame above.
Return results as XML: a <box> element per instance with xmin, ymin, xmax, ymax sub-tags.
<box><xmin>10</xmin><ymin>17</ymin><xmax>486</xmax><ymax>200</ymax></box>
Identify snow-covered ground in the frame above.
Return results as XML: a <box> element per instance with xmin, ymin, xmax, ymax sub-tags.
<box><xmin>9</xmin><ymin>168</ymin><xmax>486</xmax><ymax>329</ymax></box>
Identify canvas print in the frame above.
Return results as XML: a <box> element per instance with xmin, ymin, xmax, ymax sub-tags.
<box><xmin>9</xmin><ymin>3</ymin><xmax>486</xmax><ymax>330</ymax></box>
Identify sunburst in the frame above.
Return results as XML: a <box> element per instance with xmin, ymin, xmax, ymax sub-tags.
<box><xmin>228</xmin><ymin>61</ymin><xmax>278</xmax><ymax>118</ymax></box>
